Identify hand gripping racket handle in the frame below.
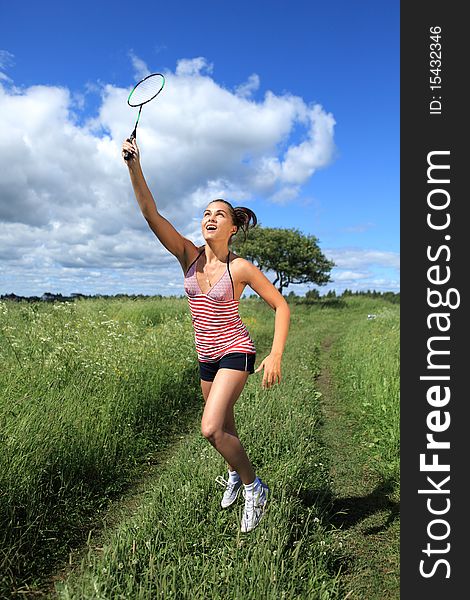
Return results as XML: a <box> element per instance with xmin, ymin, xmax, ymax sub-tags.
<box><xmin>123</xmin><ymin>131</ymin><xmax>136</xmax><ymax>162</ymax></box>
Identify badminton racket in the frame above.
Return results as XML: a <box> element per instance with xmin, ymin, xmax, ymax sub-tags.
<box><xmin>123</xmin><ymin>72</ymin><xmax>165</xmax><ymax>161</ymax></box>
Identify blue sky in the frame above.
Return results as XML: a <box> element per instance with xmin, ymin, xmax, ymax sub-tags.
<box><xmin>0</xmin><ymin>0</ymin><xmax>399</xmax><ymax>296</ymax></box>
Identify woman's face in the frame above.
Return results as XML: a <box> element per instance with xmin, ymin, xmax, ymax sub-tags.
<box><xmin>201</xmin><ymin>202</ymin><xmax>237</xmax><ymax>242</ymax></box>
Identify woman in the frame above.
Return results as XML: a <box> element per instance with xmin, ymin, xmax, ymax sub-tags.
<box><xmin>122</xmin><ymin>138</ymin><xmax>290</xmax><ymax>532</ymax></box>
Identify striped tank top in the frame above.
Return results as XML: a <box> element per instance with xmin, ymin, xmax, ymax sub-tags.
<box><xmin>184</xmin><ymin>247</ymin><xmax>256</xmax><ymax>362</ymax></box>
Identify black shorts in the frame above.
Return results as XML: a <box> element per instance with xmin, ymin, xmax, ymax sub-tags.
<box><xmin>199</xmin><ymin>352</ymin><xmax>256</xmax><ymax>382</ymax></box>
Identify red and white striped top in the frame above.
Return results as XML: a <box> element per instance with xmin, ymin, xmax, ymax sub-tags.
<box><xmin>184</xmin><ymin>247</ymin><xmax>256</xmax><ymax>362</ymax></box>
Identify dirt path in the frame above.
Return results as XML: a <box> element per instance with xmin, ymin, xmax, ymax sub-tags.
<box><xmin>20</xmin><ymin>426</ymin><xmax>197</xmax><ymax>599</ymax></box>
<box><xmin>317</xmin><ymin>336</ymin><xmax>400</xmax><ymax>600</ymax></box>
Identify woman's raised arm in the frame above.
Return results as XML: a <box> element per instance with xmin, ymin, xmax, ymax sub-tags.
<box><xmin>122</xmin><ymin>138</ymin><xmax>197</xmax><ymax>270</ymax></box>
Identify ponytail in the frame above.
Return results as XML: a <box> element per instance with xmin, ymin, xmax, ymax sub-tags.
<box><xmin>232</xmin><ymin>206</ymin><xmax>257</xmax><ymax>241</ymax></box>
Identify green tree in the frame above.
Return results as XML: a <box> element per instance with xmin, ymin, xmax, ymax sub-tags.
<box><xmin>232</xmin><ymin>226</ymin><xmax>334</xmax><ymax>295</ymax></box>
<box><xmin>305</xmin><ymin>289</ymin><xmax>320</xmax><ymax>301</ymax></box>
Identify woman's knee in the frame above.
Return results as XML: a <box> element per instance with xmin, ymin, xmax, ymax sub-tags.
<box><xmin>201</xmin><ymin>419</ymin><xmax>223</xmax><ymax>444</ymax></box>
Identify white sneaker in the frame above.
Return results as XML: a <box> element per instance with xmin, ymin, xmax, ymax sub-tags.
<box><xmin>240</xmin><ymin>479</ymin><xmax>269</xmax><ymax>532</ymax></box>
<box><xmin>215</xmin><ymin>474</ymin><xmax>243</xmax><ymax>508</ymax></box>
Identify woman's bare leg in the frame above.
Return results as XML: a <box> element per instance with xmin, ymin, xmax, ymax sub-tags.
<box><xmin>200</xmin><ymin>369</ymin><xmax>255</xmax><ymax>484</ymax></box>
<box><xmin>223</xmin><ymin>404</ymin><xmax>239</xmax><ymax>472</ymax></box>
<box><xmin>201</xmin><ymin>379</ymin><xmax>239</xmax><ymax>473</ymax></box>
<box><xmin>200</xmin><ymin>379</ymin><xmax>213</xmax><ymax>403</ymax></box>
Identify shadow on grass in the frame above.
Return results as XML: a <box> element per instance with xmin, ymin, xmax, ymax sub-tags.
<box><xmin>281</xmin><ymin>478</ymin><xmax>399</xmax><ymax>594</ymax></box>
<box><xmin>329</xmin><ymin>478</ymin><xmax>399</xmax><ymax>534</ymax></box>
<box><xmin>296</xmin><ymin>478</ymin><xmax>399</xmax><ymax>535</ymax></box>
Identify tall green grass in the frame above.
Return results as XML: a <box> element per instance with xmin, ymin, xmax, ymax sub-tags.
<box><xmin>330</xmin><ymin>302</ymin><xmax>400</xmax><ymax>483</ymax></box>
<box><xmin>0</xmin><ymin>299</ymin><xmax>200</xmax><ymax>593</ymax></box>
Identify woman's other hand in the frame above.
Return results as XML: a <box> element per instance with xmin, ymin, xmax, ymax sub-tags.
<box><xmin>255</xmin><ymin>353</ymin><xmax>282</xmax><ymax>389</ymax></box>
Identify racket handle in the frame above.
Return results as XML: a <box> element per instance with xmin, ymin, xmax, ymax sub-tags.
<box><xmin>123</xmin><ymin>133</ymin><xmax>136</xmax><ymax>162</ymax></box>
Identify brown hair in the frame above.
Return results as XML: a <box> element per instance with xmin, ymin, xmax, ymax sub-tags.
<box><xmin>208</xmin><ymin>199</ymin><xmax>257</xmax><ymax>242</ymax></box>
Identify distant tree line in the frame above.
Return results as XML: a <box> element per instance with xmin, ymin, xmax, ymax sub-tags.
<box><xmin>1</xmin><ymin>289</ymin><xmax>400</xmax><ymax>304</ymax></box>
<box><xmin>293</xmin><ymin>288</ymin><xmax>400</xmax><ymax>304</ymax></box>
<box><xmin>0</xmin><ymin>292</ymin><xmax>171</xmax><ymax>303</ymax></box>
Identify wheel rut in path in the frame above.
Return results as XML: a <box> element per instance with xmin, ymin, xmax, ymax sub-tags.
<box><xmin>316</xmin><ymin>335</ymin><xmax>400</xmax><ymax>600</ymax></box>
<box><xmin>22</xmin><ymin>424</ymin><xmax>197</xmax><ymax>600</ymax></box>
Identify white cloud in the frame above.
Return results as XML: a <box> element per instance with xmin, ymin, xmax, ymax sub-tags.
<box><xmin>0</xmin><ymin>50</ymin><xmax>14</xmax><ymax>70</ymax></box>
<box><xmin>280</xmin><ymin>104</ymin><xmax>336</xmax><ymax>184</ymax></box>
<box><xmin>334</xmin><ymin>270</ymin><xmax>370</xmax><ymax>281</ymax></box>
<box><xmin>129</xmin><ymin>51</ymin><xmax>151</xmax><ymax>81</ymax></box>
<box><xmin>326</xmin><ymin>248</ymin><xmax>400</xmax><ymax>270</ymax></box>
<box><xmin>175</xmin><ymin>57</ymin><xmax>213</xmax><ymax>77</ymax></box>
<box><xmin>269</xmin><ymin>185</ymin><xmax>301</xmax><ymax>205</ymax></box>
<box><xmin>0</xmin><ymin>54</ymin><xmax>338</xmax><ymax>296</ymax></box>
<box><xmin>235</xmin><ymin>74</ymin><xmax>260</xmax><ymax>98</ymax></box>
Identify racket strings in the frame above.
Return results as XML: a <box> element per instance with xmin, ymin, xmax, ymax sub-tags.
<box><xmin>128</xmin><ymin>74</ymin><xmax>165</xmax><ymax>106</ymax></box>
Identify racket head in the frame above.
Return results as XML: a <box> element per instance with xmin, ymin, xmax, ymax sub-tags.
<box><xmin>127</xmin><ymin>73</ymin><xmax>165</xmax><ymax>107</ymax></box>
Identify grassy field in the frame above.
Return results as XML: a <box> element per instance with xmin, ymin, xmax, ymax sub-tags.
<box><xmin>0</xmin><ymin>296</ymin><xmax>399</xmax><ymax>599</ymax></box>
